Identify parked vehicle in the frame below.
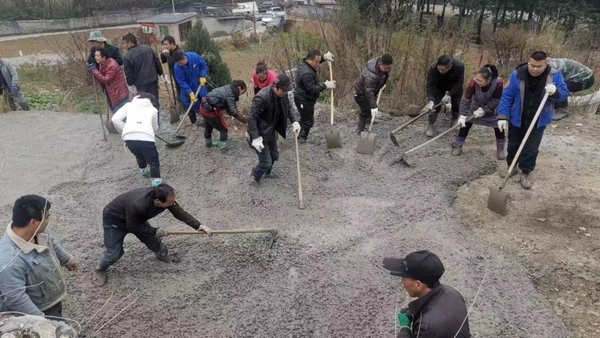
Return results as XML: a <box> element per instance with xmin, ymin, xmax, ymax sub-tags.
<box><xmin>266</xmin><ymin>6</ymin><xmax>286</xmax><ymax>17</ymax></box>
<box><xmin>261</xmin><ymin>12</ymin><xmax>280</xmax><ymax>25</ymax></box>
<box><xmin>258</xmin><ymin>1</ymin><xmax>275</xmax><ymax>12</ymax></box>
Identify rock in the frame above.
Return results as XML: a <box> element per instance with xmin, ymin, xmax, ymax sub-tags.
<box><xmin>0</xmin><ymin>313</ymin><xmax>77</xmax><ymax>338</ymax></box>
<box><xmin>536</xmin><ymin>218</ymin><xmax>547</xmax><ymax>222</ymax></box>
<box><xmin>575</xmin><ymin>123</ymin><xmax>583</xmax><ymax>126</ymax></box>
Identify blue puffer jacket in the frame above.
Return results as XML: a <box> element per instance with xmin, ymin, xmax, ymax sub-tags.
<box><xmin>497</xmin><ymin>63</ymin><xmax>569</xmax><ymax>128</ymax></box>
<box><xmin>174</xmin><ymin>52</ymin><xmax>209</xmax><ymax>110</ymax></box>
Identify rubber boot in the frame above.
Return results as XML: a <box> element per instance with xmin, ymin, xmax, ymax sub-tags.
<box><xmin>205</xmin><ymin>138</ymin><xmax>213</xmax><ymax>147</ymax></box>
<box><xmin>357</xmin><ymin>116</ymin><xmax>367</xmax><ymax>134</ymax></box>
<box><xmin>520</xmin><ymin>172</ymin><xmax>532</xmax><ymax>189</ymax></box>
<box><xmin>425</xmin><ymin>112</ymin><xmax>438</xmax><ymax>137</ymax></box>
<box><xmin>141</xmin><ymin>168</ymin><xmax>150</xmax><ymax>178</ymax></box>
<box><xmin>452</xmin><ymin>136</ymin><xmax>465</xmax><ymax>156</ymax></box>
<box><xmin>496</xmin><ymin>139</ymin><xmax>507</xmax><ymax>160</ymax></box>
<box><xmin>217</xmin><ymin>140</ymin><xmax>228</xmax><ymax>151</ymax></box>
<box><xmin>250</xmin><ymin>174</ymin><xmax>260</xmax><ymax>187</ymax></box>
<box><xmin>298</xmin><ymin>128</ymin><xmax>309</xmax><ymax>143</ymax></box>
<box><xmin>94</xmin><ymin>265</ymin><xmax>108</xmax><ymax>287</ymax></box>
<box><xmin>156</xmin><ymin>243</ymin><xmax>171</xmax><ymax>263</ymax></box>
<box><xmin>151</xmin><ymin>178</ymin><xmax>163</xmax><ymax>187</ymax></box>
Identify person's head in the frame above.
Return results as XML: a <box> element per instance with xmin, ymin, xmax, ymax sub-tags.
<box><xmin>256</xmin><ymin>64</ymin><xmax>269</xmax><ymax>82</ymax></box>
<box><xmin>379</xmin><ymin>53</ymin><xmax>393</xmax><ymax>73</ymax></box>
<box><xmin>11</xmin><ymin>195</ymin><xmax>52</xmax><ymax>235</ymax></box>
<box><xmin>256</xmin><ymin>59</ymin><xmax>267</xmax><ymax>68</ymax></box>
<box><xmin>88</xmin><ymin>31</ymin><xmax>107</xmax><ymax>49</ymax></box>
<box><xmin>133</xmin><ymin>92</ymin><xmax>157</xmax><ymax>107</ymax></box>
<box><xmin>153</xmin><ymin>183</ymin><xmax>176</xmax><ymax>208</ymax></box>
<box><xmin>231</xmin><ymin>80</ymin><xmax>247</xmax><ymax>96</ymax></box>
<box><xmin>121</xmin><ymin>33</ymin><xmax>138</xmax><ymax>51</ymax></box>
<box><xmin>273</xmin><ymin>74</ymin><xmax>292</xmax><ymax>97</ymax></box>
<box><xmin>172</xmin><ymin>50</ymin><xmax>188</xmax><ymax>67</ymax></box>
<box><xmin>382</xmin><ymin>250</ymin><xmax>445</xmax><ymax>298</ymax></box>
<box><xmin>94</xmin><ymin>48</ymin><xmax>110</xmax><ymax>65</ymax></box>
<box><xmin>528</xmin><ymin>51</ymin><xmax>549</xmax><ymax>77</ymax></box>
<box><xmin>436</xmin><ymin>55</ymin><xmax>454</xmax><ymax>74</ymax></box>
<box><xmin>305</xmin><ymin>49</ymin><xmax>322</xmax><ymax>69</ymax></box>
<box><xmin>474</xmin><ymin>64</ymin><xmax>498</xmax><ymax>87</ymax></box>
<box><xmin>162</xmin><ymin>36</ymin><xmax>177</xmax><ymax>51</ymax></box>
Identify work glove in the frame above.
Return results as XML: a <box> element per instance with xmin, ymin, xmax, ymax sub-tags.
<box><xmin>324</xmin><ymin>80</ymin><xmax>336</xmax><ymax>89</ymax></box>
<box><xmin>457</xmin><ymin>115</ymin><xmax>467</xmax><ymax>128</ymax></box>
<box><xmin>323</xmin><ymin>51</ymin><xmax>334</xmax><ymax>62</ymax></box>
<box><xmin>162</xmin><ymin>48</ymin><xmax>170</xmax><ymax>55</ymax></box>
<box><xmin>189</xmin><ymin>92</ymin><xmax>198</xmax><ymax>103</ymax></box>
<box><xmin>497</xmin><ymin>120</ymin><xmax>508</xmax><ymax>132</ymax></box>
<box><xmin>425</xmin><ymin>101</ymin><xmax>434</xmax><ymax>110</ymax></box>
<box><xmin>397</xmin><ymin>312</ymin><xmax>412</xmax><ymax>329</ymax></box>
<box><xmin>545</xmin><ymin>84</ymin><xmax>556</xmax><ymax>95</ymax></box>
<box><xmin>155</xmin><ymin>228</ymin><xmax>169</xmax><ymax>238</ymax></box>
<box><xmin>252</xmin><ymin>137</ymin><xmax>264</xmax><ymax>152</ymax></box>
<box><xmin>441</xmin><ymin>94</ymin><xmax>451</xmax><ymax>104</ymax></box>
<box><xmin>200</xmin><ymin>77</ymin><xmax>207</xmax><ymax>86</ymax></box>
<box><xmin>160</xmin><ymin>74</ymin><xmax>168</xmax><ymax>83</ymax></box>
<box><xmin>292</xmin><ymin>121</ymin><xmax>301</xmax><ymax>133</ymax></box>
<box><xmin>371</xmin><ymin>108</ymin><xmax>380</xmax><ymax>118</ymax></box>
<box><xmin>199</xmin><ymin>224</ymin><xmax>212</xmax><ymax>236</ymax></box>
<box><xmin>473</xmin><ymin>107</ymin><xmax>485</xmax><ymax>118</ymax></box>
<box><xmin>10</xmin><ymin>84</ymin><xmax>19</xmax><ymax>95</ymax></box>
<box><xmin>87</xmin><ymin>63</ymin><xmax>97</xmax><ymax>73</ymax></box>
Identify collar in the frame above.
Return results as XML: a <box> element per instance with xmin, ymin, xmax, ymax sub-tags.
<box><xmin>408</xmin><ymin>284</ymin><xmax>444</xmax><ymax>315</ymax></box>
<box><xmin>6</xmin><ymin>223</ymin><xmax>49</xmax><ymax>254</ymax></box>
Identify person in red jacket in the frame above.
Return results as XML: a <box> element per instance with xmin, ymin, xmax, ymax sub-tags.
<box><xmin>88</xmin><ymin>48</ymin><xmax>130</xmax><ymax>113</ymax></box>
<box><xmin>252</xmin><ymin>61</ymin><xmax>278</xmax><ymax>95</ymax></box>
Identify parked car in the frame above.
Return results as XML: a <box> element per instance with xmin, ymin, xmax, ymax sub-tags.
<box><xmin>266</xmin><ymin>17</ymin><xmax>289</xmax><ymax>33</ymax></box>
<box><xmin>261</xmin><ymin>12</ymin><xmax>280</xmax><ymax>25</ymax></box>
<box><xmin>266</xmin><ymin>7</ymin><xmax>286</xmax><ymax>17</ymax></box>
<box><xmin>258</xmin><ymin>1</ymin><xmax>275</xmax><ymax>12</ymax></box>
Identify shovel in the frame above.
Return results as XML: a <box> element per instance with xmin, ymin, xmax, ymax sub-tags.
<box><xmin>488</xmin><ymin>92</ymin><xmax>550</xmax><ymax>216</ymax></box>
<box><xmin>324</xmin><ymin>61</ymin><xmax>342</xmax><ymax>149</ymax></box>
<box><xmin>156</xmin><ymin>134</ymin><xmax>185</xmax><ymax>148</ymax></box>
<box><xmin>276</xmin><ymin>132</ymin><xmax>292</xmax><ymax>151</ymax></box>
<box><xmin>395</xmin><ymin>114</ymin><xmax>476</xmax><ymax>167</ymax></box>
<box><xmin>91</xmin><ymin>77</ymin><xmax>108</xmax><ymax>142</ymax></box>
<box><xmin>167</xmin><ymin>225</ymin><xmax>279</xmax><ymax>249</ymax></box>
<box><xmin>294</xmin><ymin>130</ymin><xmax>305</xmax><ymax>209</ymax></box>
<box><xmin>153</xmin><ymin>44</ymin><xmax>179</xmax><ymax>124</ymax></box>
<box><xmin>389</xmin><ymin>102</ymin><xmax>444</xmax><ymax>146</ymax></box>
<box><xmin>356</xmin><ymin>86</ymin><xmax>385</xmax><ymax>155</ymax></box>
<box><xmin>171</xmin><ymin>84</ymin><xmax>204</xmax><ymax>139</ymax></box>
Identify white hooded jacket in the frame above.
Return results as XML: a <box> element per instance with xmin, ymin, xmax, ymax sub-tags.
<box><xmin>111</xmin><ymin>96</ymin><xmax>158</xmax><ymax>142</ymax></box>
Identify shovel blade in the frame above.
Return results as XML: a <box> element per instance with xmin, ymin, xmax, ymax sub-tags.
<box><xmin>487</xmin><ymin>187</ymin><xmax>509</xmax><ymax>216</ymax></box>
<box><xmin>324</xmin><ymin>129</ymin><xmax>343</xmax><ymax>149</ymax></box>
<box><xmin>356</xmin><ymin>132</ymin><xmax>377</xmax><ymax>155</ymax></box>
<box><xmin>389</xmin><ymin>132</ymin><xmax>400</xmax><ymax>147</ymax></box>
<box><xmin>277</xmin><ymin>133</ymin><xmax>292</xmax><ymax>151</ymax></box>
<box><xmin>169</xmin><ymin>108</ymin><xmax>179</xmax><ymax>124</ymax></box>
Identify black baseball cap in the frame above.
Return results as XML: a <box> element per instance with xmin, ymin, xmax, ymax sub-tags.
<box><xmin>274</xmin><ymin>74</ymin><xmax>293</xmax><ymax>92</ymax></box>
<box><xmin>382</xmin><ymin>250</ymin><xmax>445</xmax><ymax>285</ymax></box>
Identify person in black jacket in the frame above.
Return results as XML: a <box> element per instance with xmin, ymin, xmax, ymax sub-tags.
<box><xmin>424</xmin><ymin>55</ymin><xmax>465</xmax><ymax>137</ymax></box>
<box><xmin>122</xmin><ymin>33</ymin><xmax>166</xmax><ymax>111</ymax></box>
<box><xmin>293</xmin><ymin>49</ymin><xmax>336</xmax><ymax>143</ymax></box>
<box><xmin>247</xmin><ymin>74</ymin><xmax>300</xmax><ymax>185</ymax></box>
<box><xmin>87</xmin><ymin>31</ymin><xmax>123</xmax><ymax>67</ymax></box>
<box><xmin>94</xmin><ymin>184</ymin><xmax>205</xmax><ymax>286</ymax></box>
<box><xmin>354</xmin><ymin>54</ymin><xmax>393</xmax><ymax>133</ymax></box>
<box><xmin>382</xmin><ymin>250</ymin><xmax>470</xmax><ymax>338</ymax></box>
<box><xmin>160</xmin><ymin>35</ymin><xmax>182</xmax><ymax>100</ymax></box>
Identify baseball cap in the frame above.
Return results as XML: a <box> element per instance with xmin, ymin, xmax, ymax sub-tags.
<box><xmin>382</xmin><ymin>250</ymin><xmax>445</xmax><ymax>285</ymax></box>
<box><xmin>274</xmin><ymin>74</ymin><xmax>292</xmax><ymax>92</ymax></box>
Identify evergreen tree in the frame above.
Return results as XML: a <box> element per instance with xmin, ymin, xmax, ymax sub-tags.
<box><xmin>185</xmin><ymin>21</ymin><xmax>232</xmax><ymax>91</ymax></box>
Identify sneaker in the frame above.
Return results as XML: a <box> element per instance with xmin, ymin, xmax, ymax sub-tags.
<box><xmin>217</xmin><ymin>141</ymin><xmax>228</xmax><ymax>151</ymax></box>
<box><xmin>250</xmin><ymin>175</ymin><xmax>260</xmax><ymax>187</ymax></box>
<box><xmin>141</xmin><ymin>168</ymin><xmax>151</xmax><ymax>178</ymax></box>
<box><xmin>151</xmin><ymin>178</ymin><xmax>163</xmax><ymax>187</ymax></box>
<box><xmin>425</xmin><ymin>124</ymin><xmax>434</xmax><ymax>137</ymax></box>
<box><xmin>156</xmin><ymin>245</ymin><xmax>171</xmax><ymax>263</ymax></box>
<box><xmin>298</xmin><ymin>137</ymin><xmax>307</xmax><ymax>144</ymax></box>
<box><xmin>520</xmin><ymin>173</ymin><xmax>532</xmax><ymax>189</ymax></box>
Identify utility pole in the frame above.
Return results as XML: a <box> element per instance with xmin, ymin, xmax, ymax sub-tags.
<box><xmin>172</xmin><ymin>0</ymin><xmax>176</xmax><ymax>13</ymax></box>
<box><xmin>253</xmin><ymin>1</ymin><xmax>257</xmax><ymax>36</ymax></box>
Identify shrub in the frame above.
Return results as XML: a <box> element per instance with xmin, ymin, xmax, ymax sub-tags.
<box><xmin>185</xmin><ymin>21</ymin><xmax>232</xmax><ymax>89</ymax></box>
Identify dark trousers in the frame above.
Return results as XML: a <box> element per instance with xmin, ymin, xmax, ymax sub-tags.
<box><xmin>201</xmin><ymin>106</ymin><xmax>229</xmax><ymax>141</ymax></box>
<box><xmin>188</xmin><ymin>109</ymin><xmax>198</xmax><ymax>124</ymax></box>
<box><xmin>98</xmin><ymin>220</ymin><xmax>164</xmax><ymax>271</ymax></box>
<box><xmin>252</xmin><ymin>136</ymin><xmax>279</xmax><ymax>180</ymax></box>
<box><xmin>458</xmin><ymin>122</ymin><xmax>505</xmax><ymax>139</ymax></box>
<box><xmin>125</xmin><ymin>140</ymin><xmax>160</xmax><ymax>178</ymax></box>
<box><xmin>506</xmin><ymin>122</ymin><xmax>546</xmax><ymax>175</ymax></box>
<box><xmin>294</xmin><ymin>98</ymin><xmax>315</xmax><ymax>140</ymax></box>
<box><xmin>43</xmin><ymin>301</ymin><xmax>63</xmax><ymax>318</ymax></box>
<box><xmin>137</xmin><ymin>81</ymin><xmax>160</xmax><ymax>111</ymax></box>
<box><xmin>431</xmin><ymin>89</ymin><xmax>461</xmax><ymax>120</ymax></box>
<box><xmin>112</xmin><ymin>98</ymin><xmax>129</xmax><ymax>114</ymax></box>
<box><xmin>354</xmin><ymin>95</ymin><xmax>372</xmax><ymax>118</ymax></box>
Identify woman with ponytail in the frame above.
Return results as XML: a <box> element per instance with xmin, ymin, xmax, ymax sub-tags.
<box><xmin>453</xmin><ymin>64</ymin><xmax>506</xmax><ymax>159</ymax></box>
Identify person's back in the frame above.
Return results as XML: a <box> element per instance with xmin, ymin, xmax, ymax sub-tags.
<box><xmin>112</xmin><ymin>94</ymin><xmax>158</xmax><ymax>141</ymax></box>
<box><xmin>125</xmin><ymin>44</ymin><xmax>159</xmax><ymax>87</ymax></box>
<box><xmin>409</xmin><ymin>284</ymin><xmax>470</xmax><ymax>338</ymax></box>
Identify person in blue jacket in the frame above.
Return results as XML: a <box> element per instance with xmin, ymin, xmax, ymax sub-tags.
<box><xmin>497</xmin><ymin>51</ymin><xmax>569</xmax><ymax>190</ymax></box>
<box><xmin>173</xmin><ymin>50</ymin><xmax>209</xmax><ymax>126</ymax></box>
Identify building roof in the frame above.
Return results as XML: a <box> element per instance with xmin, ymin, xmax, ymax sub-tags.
<box><xmin>288</xmin><ymin>4</ymin><xmax>334</xmax><ymax>20</ymax></box>
<box><xmin>137</xmin><ymin>13</ymin><xmax>197</xmax><ymax>24</ymax></box>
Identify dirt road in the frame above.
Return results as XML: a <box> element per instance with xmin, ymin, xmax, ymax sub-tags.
<box><xmin>0</xmin><ymin>109</ymin><xmax>566</xmax><ymax>337</ymax></box>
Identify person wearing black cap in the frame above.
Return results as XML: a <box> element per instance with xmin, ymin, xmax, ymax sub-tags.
<box><xmin>382</xmin><ymin>250</ymin><xmax>470</xmax><ymax>338</ymax></box>
<box><xmin>247</xmin><ymin>74</ymin><xmax>300</xmax><ymax>185</ymax></box>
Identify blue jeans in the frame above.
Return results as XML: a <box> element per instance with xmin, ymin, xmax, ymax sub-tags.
<box><xmin>112</xmin><ymin>98</ymin><xmax>129</xmax><ymax>113</ymax></box>
<box><xmin>251</xmin><ymin>136</ymin><xmax>279</xmax><ymax>180</ymax></box>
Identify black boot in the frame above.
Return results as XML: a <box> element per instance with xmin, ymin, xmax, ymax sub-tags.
<box><xmin>425</xmin><ymin>112</ymin><xmax>438</xmax><ymax>137</ymax></box>
<box><xmin>156</xmin><ymin>243</ymin><xmax>171</xmax><ymax>263</ymax></box>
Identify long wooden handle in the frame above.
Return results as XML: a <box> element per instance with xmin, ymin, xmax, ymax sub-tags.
<box><xmin>404</xmin><ymin>114</ymin><xmax>476</xmax><ymax>155</ymax></box>
<box><xmin>500</xmin><ymin>92</ymin><xmax>550</xmax><ymax>189</ymax></box>
<box><xmin>174</xmin><ymin>84</ymin><xmax>203</xmax><ymax>132</ymax></box>
<box><xmin>328</xmin><ymin>60</ymin><xmax>334</xmax><ymax>125</ymax></box>
<box><xmin>167</xmin><ymin>228</ymin><xmax>278</xmax><ymax>235</ymax></box>
<box><xmin>367</xmin><ymin>87</ymin><xmax>385</xmax><ymax>133</ymax></box>
<box><xmin>294</xmin><ymin>130</ymin><xmax>304</xmax><ymax>209</ymax></box>
<box><xmin>391</xmin><ymin>102</ymin><xmax>444</xmax><ymax>134</ymax></box>
<box><xmin>91</xmin><ymin>77</ymin><xmax>108</xmax><ymax>142</ymax></box>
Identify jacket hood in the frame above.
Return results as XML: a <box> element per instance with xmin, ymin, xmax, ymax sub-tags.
<box><xmin>131</xmin><ymin>97</ymin><xmax>154</xmax><ymax>107</ymax></box>
<box><xmin>516</xmin><ymin>62</ymin><xmax>558</xmax><ymax>79</ymax></box>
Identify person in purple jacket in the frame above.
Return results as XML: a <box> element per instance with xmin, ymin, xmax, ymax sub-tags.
<box><xmin>497</xmin><ymin>51</ymin><xmax>569</xmax><ymax>189</ymax></box>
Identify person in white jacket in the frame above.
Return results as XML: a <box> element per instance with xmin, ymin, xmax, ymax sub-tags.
<box><xmin>111</xmin><ymin>93</ymin><xmax>162</xmax><ymax>186</ymax></box>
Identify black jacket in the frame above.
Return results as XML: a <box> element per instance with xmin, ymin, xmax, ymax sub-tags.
<box><xmin>160</xmin><ymin>45</ymin><xmax>182</xmax><ymax>75</ymax></box>
<box><xmin>354</xmin><ymin>57</ymin><xmax>390</xmax><ymax>109</ymax></box>
<box><xmin>247</xmin><ymin>85</ymin><xmax>298</xmax><ymax>141</ymax></box>
<box><xmin>398</xmin><ymin>284</ymin><xmax>470</xmax><ymax>338</ymax></box>
<box><xmin>123</xmin><ymin>44</ymin><xmax>163</xmax><ymax>87</ymax></box>
<box><xmin>102</xmin><ymin>187</ymin><xmax>201</xmax><ymax>235</ymax></box>
<box><xmin>87</xmin><ymin>43</ymin><xmax>123</xmax><ymax>67</ymax></box>
<box><xmin>203</xmin><ymin>84</ymin><xmax>241</xmax><ymax>118</ymax></box>
<box><xmin>293</xmin><ymin>59</ymin><xmax>325</xmax><ymax>103</ymax></box>
<box><xmin>426</xmin><ymin>57</ymin><xmax>465</xmax><ymax>101</ymax></box>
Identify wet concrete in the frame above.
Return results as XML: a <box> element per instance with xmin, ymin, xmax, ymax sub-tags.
<box><xmin>0</xmin><ymin>110</ymin><xmax>566</xmax><ymax>337</ymax></box>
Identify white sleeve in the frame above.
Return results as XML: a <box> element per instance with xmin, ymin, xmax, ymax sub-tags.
<box><xmin>151</xmin><ymin>109</ymin><xmax>158</xmax><ymax>132</ymax></box>
<box><xmin>111</xmin><ymin>104</ymin><xmax>128</xmax><ymax>134</ymax></box>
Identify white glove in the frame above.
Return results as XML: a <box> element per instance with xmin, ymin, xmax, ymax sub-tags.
<box><xmin>155</xmin><ymin>228</ymin><xmax>169</xmax><ymax>238</ymax></box>
<box><xmin>545</xmin><ymin>84</ymin><xmax>556</xmax><ymax>95</ymax></box>
<box><xmin>128</xmin><ymin>85</ymin><xmax>137</xmax><ymax>95</ymax></box>
<box><xmin>473</xmin><ymin>107</ymin><xmax>485</xmax><ymax>118</ymax></box>
<box><xmin>371</xmin><ymin>108</ymin><xmax>380</xmax><ymax>118</ymax></box>
<box><xmin>292</xmin><ymin>122</ymin><xmax>301</xmax><ymax>133</ymax></box>
<box><xmin>441</xmin><ymin>94</ymin><xmax>451</xmax><ymax>104</ymax></box>
<box><xmin>425</xmin><ymin>101</ymin><xmax>434</xmax><ymax>110</ymax></box>
<box><xmin>160</xmin><ymin>74</ymin><xmax>168</xmax><ymax>83</ymax></box>
<box><xmin>162</xmin><ymin>48</ymin><xmax>170</xmax><ymax>55</ymax></box>
<box><xmin>323</xmin><ymin>51</ymin><xmax>334</xmax><ymax>62</ymax></box>
<box><xmin>497</xmin><ymin>120</ymin><xmax>508</xmax><ymax>132</ymax></box>
<box><xmin>457</xmin><ymin>115</ymin><xmax>467</xmax><ymax>128</ymax></box>
<box><xmin>252</xmin><ymin>137</ymin><xmax>264</xmax><ymax>152</ymax></box>
<box><xmin>324</xmin><ymin>80</ymin><xmax>336</xmax><ymax>89</ymax></box>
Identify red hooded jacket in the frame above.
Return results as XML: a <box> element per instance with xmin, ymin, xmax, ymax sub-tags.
<box><xmin>91</xmin><ymin>58</ymin><xmax>129</xmax><ymax>106</ymax></box>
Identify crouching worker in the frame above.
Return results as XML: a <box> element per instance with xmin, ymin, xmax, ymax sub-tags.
<box><xmin>247</xmin><ymin>74</ymin><xmax>300</xmax><ymax>185</ymax></box>
<box><xmin>200</xmin><ymin>80</ymin><xmax>248</xmax><ymax>150</ymax></box>
<box><xmin>112</xmin><ymin>93</ymin><xmax>162</xmax><ymax>187</ymax></box>
<box><xmin>94</xmin><ymin>184</ymin><xmax>206</xmax><ymax>286</ymax></box>
<box><xmin>453</xmin><ymin>65</ymin><xmax>506</xmax><ymax>159</ymax></box>
<box><xmin>0</xmin><ymin>195</ymin><xmax>77</xmax><ymax>317</ymax></box>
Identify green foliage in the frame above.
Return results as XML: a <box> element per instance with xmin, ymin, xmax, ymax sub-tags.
<box><xmin>24</xmin><ymin>92</ymin><xmax>60</xmax><ymax>111</ymax></box>
<box><xmin>185</xmin><ymin>21</ymin><xmax>232</xmax><ymax>89</ymax></box>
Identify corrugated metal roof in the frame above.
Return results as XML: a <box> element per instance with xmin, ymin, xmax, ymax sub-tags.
<box><xmin>137</xmin><ymin>13</ymin><xmax>198</xmax><ymax>24</ymax></box>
